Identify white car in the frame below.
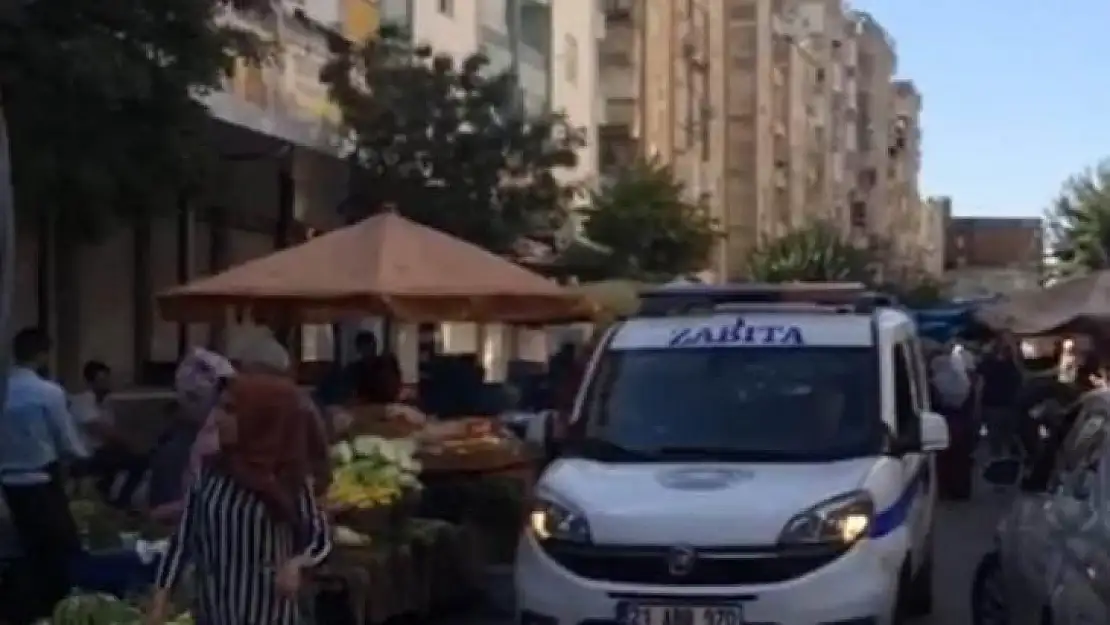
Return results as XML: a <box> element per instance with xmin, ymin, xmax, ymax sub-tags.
<box><xmin>517</xmin><ymin>285</ymin><xmax>950</xmax><ymax>625</ymax></box>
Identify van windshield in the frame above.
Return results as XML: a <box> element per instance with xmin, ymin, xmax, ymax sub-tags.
<box><xmin>572</xmin><ymin>346</ymin><xmax>884</xmax><ymax>462</ymax></box>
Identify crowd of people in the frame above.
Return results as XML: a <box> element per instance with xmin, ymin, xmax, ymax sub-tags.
<box><xmin>0</xmin><ymin>326</ymin><xmax>405</xmax><ymax>625</ymax></box>
<box><xmin>924</xmin><ymin>328</ymin><xmax>1110</xmax><ymax>498</ymax></box>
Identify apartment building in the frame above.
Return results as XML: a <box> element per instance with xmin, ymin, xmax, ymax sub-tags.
<box><xmin>598</xmin><ymin>0</ymin><xmax>724</xmax><ymax>272</ymax></box>
<box><xmin>768</xmin><ymin>0</ymin><xmax>855</xmax><ymax>234</ymax></box>
<box><xmin>919</xmin><ymin>196</ymin><xmax>949</xmax><ymax>277</ymax></box>
<box><xmin>599</xmin><ymin>0</ymin><xmax>875</xmax><ymax>280</ymax></box>
<box><xmin>887</xmin><ymin>79</ymin><xmax>926</xmax><ymax>271</ymax></box>
<box><xmin>14</xmin><ymin>0</ymin><xmax>380</xmax><ymax>383</ymax></box>
<box><xmin>380</xmin><ymin>0</ymin><xmax>601</xmax><ymax>201</ymax></box>
<box><xmin>551</xmin><ymin>2</ymin><xmax>604</xmax><ymax>198</ymax></box>
<box><xmin>847</xmin><ymin>11</ymin><xmax>895</xmax><ymax>242</ymax></box>
<box><xmin>380</xmin><ymin>0</ymin><xmax>480</xmax><ymax>60</ymax></box>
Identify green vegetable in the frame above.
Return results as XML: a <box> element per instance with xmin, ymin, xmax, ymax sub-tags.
<box><xmin>52</xmin><ymin>593</ymin><xmax>140</xmax><ymax>625</ymax></box>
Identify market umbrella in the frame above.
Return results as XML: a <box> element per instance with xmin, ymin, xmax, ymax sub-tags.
<box><xmin>158</xmin><ymin>213</ymin><xmax>597</xmax><ymax>323</ymax></box>
<box><xmin>975</xmin><ymin>271</ymin><xmax>1110</xmax><ymax>335</ymax></box>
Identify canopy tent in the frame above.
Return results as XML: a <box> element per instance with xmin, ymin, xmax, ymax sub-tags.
<box><xmin>976</xmin><ymin>271</ymin><xmax>1110</xmax><ymax>335</ymax></box>
<box><xmin>158</xmin><ymin>213</ymin><xmax>596</xmax><ymax>323</ymax></box>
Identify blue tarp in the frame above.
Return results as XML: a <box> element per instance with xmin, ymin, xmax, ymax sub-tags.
<box><xmin>910</xmin><ymin>302</ymin><xmax>992</xmax><ymax>343</ymax></box>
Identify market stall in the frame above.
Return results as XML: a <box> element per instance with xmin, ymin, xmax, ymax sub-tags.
<box><xmin>151</xmin><ymin>212</ymin><xmax>593</xmax><ymax>623</ymax></box>
<box><xmin>341</xmin><ymin>404</ymin><xmax>537</xmax><ymax>564</ymax></box>
<box><xmin>157</xmin><ymin>211</ymin><xmax>595</xmax><ymax>324</ymax></box>
<box><xmin>976</xmin><ymin>271</ymin><xmax>1110</xmax><ymax>335</ymax></box>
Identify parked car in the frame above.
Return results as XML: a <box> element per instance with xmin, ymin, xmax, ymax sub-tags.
<box><xmin>972</xmin><ymin>390</ymin><xmax>1110</xmax><ymax>625</ymax></box>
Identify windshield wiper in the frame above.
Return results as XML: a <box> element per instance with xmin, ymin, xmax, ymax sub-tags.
<box><xmin>567</xmin><ymin>438</ymin><xmax>661</xmax><ymax>462</ymax></box>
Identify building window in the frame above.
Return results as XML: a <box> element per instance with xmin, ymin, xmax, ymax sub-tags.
<box><xmin>859</xmin><ymin>167</ymin><xmax>877</xmax><ymax>188</ymax></box>
<box><xmin>438</xmin><ymin>0</ymin><xmax>453</xmax><ymax>16</ymax></box>
<box><xmin>850</xmin><ymin>201</ymin><xmax>867</xmax><ymax>228</ymax></box>
<box><xmin>564</xmin><ymin>35</ymin><xmax>578</xmax><ymax>84</ymax></box>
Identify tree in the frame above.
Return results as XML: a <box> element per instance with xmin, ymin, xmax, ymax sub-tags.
<box><xmin>745</xmin><ymin>222</ymin><xmax>876</xmax><ymax>283</ymax></box>
<box><xmin>746</xmin><ymin>224</ymin><xmax>947</xmax><ymax>305</ymax></box>
<box><xmin>1044</xmin><ymin>160</ymin><xmax>1110</xmax><ymax>276</ymax></box>
<box><xmin>322</xmin><ymin>26</ymin><xmax>584</xmax><ymax>254</ymax></box>
<box><xmin>0</xmin><ymin>0</ymin><xmax>262</xmax><ymax>378</ymax></box>
<box><xmin>0</xmin><ymin>0</ymin><xmax>262</xmax><ymax>233</ymax></box>
<box><xmin>582</xmin><ymin>158</ymin><xmax>717</xmax><ymax>280</ymax></box>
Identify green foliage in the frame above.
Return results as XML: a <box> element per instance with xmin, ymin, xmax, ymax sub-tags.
<box><xmin>1044</xmin><ymin>160</ymin><xmax>1110</xmax><ymax>277</ymax></box>
<box><xmin>745</xmin><ymin>221</ymin><xmax>876</xmax><ymax>283</ymax></box>
<box><xmin>583</xmin><ymin>158</ymin><xmax>718</xmax><ymax>280</ymax></box>
<box><xmin>321</xmin><ymin>25</ymin><xmax>584</xmax><ymax>253</ymax></box>
<box><xmin>0</xmin><ymin>0</ymin><xmax>265</xmax><ymax>237</ymax></box>
<box><xmin>879</xmin><ymin>273</ymin><xmax>945</xmax><ymax>308</ymax></box>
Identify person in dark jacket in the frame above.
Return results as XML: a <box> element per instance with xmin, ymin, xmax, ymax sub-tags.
<box><xmin>977</xmin><ymin>336</ymin><xmax>1024</xmax><ymax>454</ymax></box>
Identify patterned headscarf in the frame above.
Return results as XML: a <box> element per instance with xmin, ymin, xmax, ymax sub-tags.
<box><xmin>174</xmin><ymin>348</ymin><xmax>235</xmax><ymax>420</ymax></box>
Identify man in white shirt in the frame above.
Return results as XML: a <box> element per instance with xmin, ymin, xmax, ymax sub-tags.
<box><xmin>930</xmin><ymin>343</ymin><xmax>972</xmax><ymax>411</ymax></box>
<box><xmin>70</xmin><ymin>361</ymin><xmax>146</xmax><ymax>507</ymax></box>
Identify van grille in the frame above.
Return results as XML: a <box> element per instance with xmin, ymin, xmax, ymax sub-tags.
<box><xmin>540</xmin><ymin>541</ymin><xmax>846</xmax><ymax>586</ymax></box>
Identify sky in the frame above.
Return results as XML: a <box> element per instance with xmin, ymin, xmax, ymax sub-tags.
<box><xmin>849</xmin><ymin>0</ymin><xmax>1110</xmax><ymax>217</ymax></box>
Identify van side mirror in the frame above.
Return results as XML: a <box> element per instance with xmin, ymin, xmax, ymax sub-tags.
<box><xmin>525</xmin><ymin>410</ymin><xmax>550</xmax><ymax>446</ymax></box>
<box><xmin>921</xmin><ymin>411</ymin><xmax>950</xmax><ymax>452</ymax></box>
<box><xmin>526</xmin><ymin>411</ymin><xmax>564</xmax><ymax>462</ymax></box>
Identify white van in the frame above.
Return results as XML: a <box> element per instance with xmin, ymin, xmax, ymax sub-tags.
<box><xmin>516</xmin><ymin>284</ymin><xmax>949</xmax><ymax>625</ymax></box>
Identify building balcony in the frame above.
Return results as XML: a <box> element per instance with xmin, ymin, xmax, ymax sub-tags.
<box><xmin>600</xmin><ymin>124</ymin><xmax>640</xmax><ymax>175</ymax></box>
<box><xmin>605</xmin><ymin>97</ymin><xmax>638</xmax><ymax>127</ymax></box>
<box><xmin>602</xmin><ymin>0</ymin><xmax>635</xmax><ymax>22</ymax></box>
<box><xmin>600</xmin><ymin>64</ymin><xmax>637</xmax><ymax>100</ymax></box>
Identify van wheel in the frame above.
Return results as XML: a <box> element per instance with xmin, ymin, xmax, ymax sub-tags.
<box><xmin>900</xmin><ymin>545</ymin><xmax>934</xmax><ymax>618</ymax></box>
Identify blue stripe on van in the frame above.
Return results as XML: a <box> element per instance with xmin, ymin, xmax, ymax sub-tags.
<box><xmin>868</xmin><ymin>463</ymin><xmax>929</xmax><ymax>539</ymax></box>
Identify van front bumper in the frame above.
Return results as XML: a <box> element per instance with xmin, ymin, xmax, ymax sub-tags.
<box><xmin>514</xmin><ymin>533</ymin><xmax>900</xmax><ymax>625</ymax></box>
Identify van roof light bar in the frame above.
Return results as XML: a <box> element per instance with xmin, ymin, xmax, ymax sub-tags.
<box><xmin>636</xmin><ymin>282</ymin><xmax>896</xmax><ymax>316</ymax></box>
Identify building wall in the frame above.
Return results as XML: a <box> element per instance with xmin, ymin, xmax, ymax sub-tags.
<box><xmin>920</xmin><ymin>197</ymin><xmax>947</xmax><ymax>277</ymax></box>
<box><xmin>849</xmin><ymin>11</ymin><xmax>895</xmax><ymax>243</ymax></box>
<box><xmin>409</xmin><ymin>0</ymin><xmax>480</xmax><ymax>61</ymax></box>
<box><xmin>39</xmin><ymin>1</ymin><xmax>366</xmax><ymax>385</ymax></box>
<box><xmin>598</xmin><ymin>0</ymin><xmax>725</xmax><ymax>277</ymax></box>
<box><xmin>550</xmin><ymin>1</ymin><xmax>603</xmax><ymax>195</ymax></box>
<box><xmin>946</xmin><ymin>217</ymin><xmax>1043</xmax><ymax>271</ymax></box>
<box><xmin>599</xmin><ymin>0</ymin><xmax>914</xmax><ymax>281</ymax></box>
<box><xmin>889</xmin><ymin>79</ymin><xmax>924</xmax><ymax>271</ymax></box>
<box><xmin>719</xmin><ymin>0</ymin><xmax>773</xmax><ymax>277</ymax></box>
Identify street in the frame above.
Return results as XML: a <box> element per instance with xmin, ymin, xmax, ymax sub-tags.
<box><xmin>915</xmin><ymin>495</ymin><xmax>1008</xmax><ymax>624</ymax></box>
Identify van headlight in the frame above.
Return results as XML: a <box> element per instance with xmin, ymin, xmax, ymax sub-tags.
<box><xmin>777</xmin><ymin>490</ymin><xmax>874</xmax><ymax>545</ymax></box>
<box><xmin>529</xmin><ymin>497</ymin><xmax>591</xmax><ymax>543</ymax></box>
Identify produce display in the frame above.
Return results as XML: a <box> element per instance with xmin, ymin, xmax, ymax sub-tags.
<box><xmin>70</xmin><ymin>498</ymin><xmax>169</xmax><ymax>549</ymax></box>
<box><xmin>327</xmin><ymin>436</ymin><xmax>422</xmax><ymax>510</ymax></box>
<box><xmin>417</xmin><ymin>418</ymin><xmax>530</xmax><ymax>473</ymax></box>
<box><xmin>45</xmin><ymin>593</ymin><xmax>191</xmax><ymax>625</ymax></box>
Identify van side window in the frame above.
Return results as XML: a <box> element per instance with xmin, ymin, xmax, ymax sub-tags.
<box><xmin>893</xmin><ymin>343</ymin><xmax>922</xmax><ymax>445</ymax></box>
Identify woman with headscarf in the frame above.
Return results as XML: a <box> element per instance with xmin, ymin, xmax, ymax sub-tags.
<box><xmin>144</xmin><ymin>371</ymin><xmax>333</xmax><ymax>625</ymax></box>
<box><xmin>150</xmin><ymin>331</ymin><xmax>332</xmax><ymax>528</ymax></box>
<box><xmin>146</xmin><ymin>348</ymin><xmax>235</xmax><ymax>523</ymax></box>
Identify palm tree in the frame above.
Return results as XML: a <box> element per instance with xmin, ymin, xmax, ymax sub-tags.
<box><xmin>745</xmin><ymin>221</ymin><xmax>877</xmax><ymax>283</ymax></box>
<box><xmin>1045</xmin><ymin>160</ymin><xmax>1110</xmax><ymax>276</ymax></box>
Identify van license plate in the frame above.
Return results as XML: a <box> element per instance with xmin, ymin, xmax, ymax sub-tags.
<box><xmin>617</xmin><ymin>603</ymin><xmax>744</xmax><ymax>625</ymax></box>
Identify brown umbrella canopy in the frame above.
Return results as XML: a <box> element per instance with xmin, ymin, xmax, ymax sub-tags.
<box><xmin>159</xmin><ymin>213</ymin><xmax>596</xmax><ymax>323</ymax></box>
<box><xmin>976</xmin><ymin>271</ymin><xmax>1110</xmax><ymax>335</ymax></box>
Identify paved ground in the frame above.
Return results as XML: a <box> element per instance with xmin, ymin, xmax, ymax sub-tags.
<box><xmin>914</xmin><ymin>493</ymin><xmax>1010</xmax><ymax>624</ymax></box>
